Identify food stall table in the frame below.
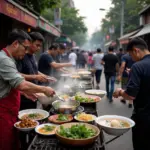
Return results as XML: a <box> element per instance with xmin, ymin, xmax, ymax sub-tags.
<box><xmin>28</xmin><ymin>103</ymin><xmax>106</xmax><ymax>150</ymax></box>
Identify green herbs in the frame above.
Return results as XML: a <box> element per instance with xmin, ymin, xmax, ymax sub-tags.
<box><xmin>58</xmin><ymin>124</ymin><xmax>96</xmax><ymax>139</ymax></box>
<box><xmin>75</xmin><ymin>95</ymin><xmax>95</xmax><ymax>103</ymax></box>
<box><xmin>43</xmin><ymin>125</ymin><xmax>56</xmax><ymax>132</ymax></box>
<box><xmin>57</xmin><ymin>114</ymin><xmax>68</xmax><ymax>121</ymax></box>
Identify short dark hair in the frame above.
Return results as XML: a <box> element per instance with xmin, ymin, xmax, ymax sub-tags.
<box><xmin>108</xmin><ymin>46</ymin><xmax>114</xmax><ymax>52</ymax></box>
<box><xmin>8</xmin><ymin>29</ymin><xmax>31</xmax><ymax>45</ymax></box>
<box><xmin>49</xmin><ymin>44</ymin><xmax>59</xmax><ymax>50</ymax></box>
<box><xmin>97</xmin><ymin>48</ymin><xmax>101</xmax><ymax>53</ymax></box>
<box><xmin>127</xmin><ymin>37</ymin><xmax>148</xmax><ymax>51</ymax></box>
<box><xmin>119</xmin><ymin>48</ymin><xmax>123</xmax><ymax>52</ymax></box>
<box><xmin>89</xmin><ymin>52</ymin><xmax>93</xmax><ymax>56</ymax></box>
<box><xmin>29</xmin><ymin>32</ymin><xmax>44</xmax><ymax>42</ymax></box>
<box><xmin>59</xmin><ymin>44</ymin><xmax>65</xmax><ymax>50</ymax></box>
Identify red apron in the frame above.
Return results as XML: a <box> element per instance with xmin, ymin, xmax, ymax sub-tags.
<box><xmin>0</xmin><ymin>48</ymin><xmax>20</xmax><ymax>150</ymax></box>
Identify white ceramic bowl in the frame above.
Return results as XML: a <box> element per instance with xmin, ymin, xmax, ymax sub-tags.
<box><xmin>74</xmin><ymin>114</ymin><xmax>97</xmax><ymax>123</ymax></box>
<box><xmin>36</xmin><ymin>93</ymin><xmax>57</xmax><ymax>105</ymax></box>
<box><xmin>35</xmin><ymin>123</ymin><xmax>59</xmax><ymax>136</ymax></box>
<box><xmin>14</xmin><ymin>121</ymin><xmax>39</xmax><ymax>132</ymax></box>
<box><xmin>95</xmin><ymin>115</ymin><xmax>135</xmax><ymax>136</ymax></box>
<box><xmin>85</xmin><ymin>90</ymin><xmax>106</xmax><ymax>98</ymax></box>
<box><xmin>18</xmin><ymin>109</ymin><xmax>49</xmax><ymax>121</ymax></box>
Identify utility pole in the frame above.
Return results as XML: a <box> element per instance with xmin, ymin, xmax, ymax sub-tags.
<box><xmin>120</xmin><ymin>0</ymin><xmax>125</xmax><ymax>47</ymax></box>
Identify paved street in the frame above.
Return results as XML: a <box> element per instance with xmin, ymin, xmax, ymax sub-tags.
<box><xmin>97</xmin><ymin>73</ymin><xmax>133</xmax><ymax>150</ymax></box>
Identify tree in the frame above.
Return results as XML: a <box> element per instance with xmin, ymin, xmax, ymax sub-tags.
<box><xmin>70</xmin><ymin>32</ymin><xmax>88</xmax><ymax>46</ymax></box>
<box><xmin>42</xmin><ymin>1</ymin><xmax>87</xmax><ymax>36</ymax></box>
<box><xmin>101</xmin><ymin>0</ymin><xmax>150</xmax><ymax>40</ymax></box>
<box><xmin>61</xmin><ymin>7</ymin><xmax>87</xmax><ymax>36</ymax></box>
<box><xmin>15</xmin><ymin>0</ymin><xmax>61</xmax><ymax>13</ymax></box>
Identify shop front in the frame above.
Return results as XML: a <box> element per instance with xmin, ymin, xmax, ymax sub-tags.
<box><xmin>0</xmin><ymin>0</ymin><xmax>38</xmax><ymax>49</ymax></box>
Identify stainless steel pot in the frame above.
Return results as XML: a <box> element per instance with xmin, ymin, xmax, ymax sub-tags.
<box><xmin>52</xmin><ymin>100</ymin><xmax>80</xmax><ymax>114</ymax></box>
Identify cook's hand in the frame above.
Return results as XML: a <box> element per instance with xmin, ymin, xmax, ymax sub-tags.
<box><xmin>35</xmin><ymin>75</ymin><xmax>48</xmax><ymax>83</ymax></box>
<box><xmin>44</xmin><ymin>87</ymin><xmax>55</xmax><ymax>97</ymax></box>
<box><xmin>113</xmin><ymin>88</ymin><xmax>122</xmax><ymax>98</ymax></box>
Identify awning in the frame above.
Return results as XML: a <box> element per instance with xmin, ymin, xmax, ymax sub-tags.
<box><xmin>55</xmin><ymin>36</ymin><xmax>71</xmax><ymax>43</ymax></box>
<box><xmin>119</xmin><ymin>29</ymin><xmax>141</xmax><ymax>41</ymax></box>
<box><xmin>0</xmin><ymin>0</ymin><xmax>38</xmax><ymax>28</ymax></box>
<box><xmin>130</xmin><ymin>24</ymin><xmax>150</xmax><ymax>38</ymax></box>
<box><xmin>119</xmin><ymin>29</ymin><xmax>141</xmax><ymax>44</ymax></box>
<box><xmin>105</xmin><ymin>41</ymin><xmax>112</xmax><ymax>47</ymax></box>
<box><xmin>38</xmin><ymin>17</ymin><xmax>61</xmax><ymax>37</ymax></box>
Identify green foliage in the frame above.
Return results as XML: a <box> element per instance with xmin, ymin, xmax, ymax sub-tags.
<box><xmin>90</xmin><ymin>30</ymin><xmax>104</xmax><ymax>46</ymax></box>
<box><xmin>61</xmin><ymin>7</ymin><xmax>87</xmax><ymax>36</ymax></box>
<box><xmin>101</xmin><ymin>0</ymin><xmax>150</xmax><ymax>40</ymax></box>
<box><xmin>15</xmin><ymin>0</ymin><xmax>61</xmax><ymax>13</ymax></box>
<box><xmin>42</xmin><ymin>0</ymin><xmax>88</xmax><ymax>46</ymax></box>
<box><xmin>70</xmin><ymin>32</ymin><xmax>87</xmax><ymax>46</ymax></box>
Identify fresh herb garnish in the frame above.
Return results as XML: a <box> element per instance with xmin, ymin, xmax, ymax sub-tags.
<box><xmin>58</xmin><ymin>124</ymin><xmax>96</xmax><ymax>139</ymax></box>
<box><xmin>43</xmin><ymin>125</ymin><xmax>55</xmax><ymax>132</ymax></box>
<box><xmin>57</xmin><ymin>114</ymin><xmax>68</xmax><ymax>121</ymax></box>
<box><xmin>28</xmin><ymin>113</ymin><xmax>38</xmax><ymax>118</ymax></box>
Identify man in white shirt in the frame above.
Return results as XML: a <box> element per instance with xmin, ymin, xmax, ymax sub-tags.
<box><xmin>69</xmin><ymin>50</ymin><xmax>77</xmax><ymax>67</ymax></box>
<box><xmin>93</xmin><ymin>48</ymin><xmax>104</xmax><ymax>89</ymax></box>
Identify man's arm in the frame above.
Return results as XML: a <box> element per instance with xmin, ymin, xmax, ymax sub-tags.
<box><xmin>20</xmin><ymin>73</ymin><xmax>36</xmax><ymax>81</ymax></box>
<box><xmin>16</xmin><ymin>80</ymin><xmax>54</xmax><ymax>96</ymax></box>
<box><xmin>20</xmin><ymin>73</ymin><xmax>48</xmax><ymax>83</ymax></box>
<box><xmin>119</xmin><ymin>62</ymin><xmax>126</xmax><ymax>76</ymax></box>
<box><xmin>50</xmin><ymin>62</ymin><xmax>72</xmax><ymax>69</ymax></box>
<box><xmin>116</xmin><ymin>63</ymin><xmax>120</xmax><ymax>74</ymax></box>
<box><xmin>113</xmin><ymin>64</ymin><xmax>141</xmax><ymax>100</ymax></box>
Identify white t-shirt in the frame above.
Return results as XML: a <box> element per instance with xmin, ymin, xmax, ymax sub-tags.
<box><xmin>93</xmin><ymin>53</ymin><xmax>104</xmax><ymax>70</ymax></box>
<box><xmin>69</xmin><ymin>52</ymin><xmax>77</xmax><ymax>66</ymax></box>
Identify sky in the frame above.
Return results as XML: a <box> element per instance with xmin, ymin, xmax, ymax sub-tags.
<box><xmin>73</xmin><ymin>0</ymin><xmax>112</xmax><ymax>36</ymax></box>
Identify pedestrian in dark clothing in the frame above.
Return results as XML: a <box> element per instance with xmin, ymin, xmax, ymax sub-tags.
<box><xmin>78</xmin><ymin>51</ymin><xmax>86</xmax><ymax>68</ymax></box>
<box><xmin>117</xmin><ymin>48</ymin><xmax>124</xmax><ymax>66</ymax></box>
<box><xmin>102</xmin><ymin>46</ymin><xmax>119</xmax><ymax>102</ymax></box>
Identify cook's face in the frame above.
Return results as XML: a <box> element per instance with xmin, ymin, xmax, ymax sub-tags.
<box><xmin>30</xmin><ymin>40</ymin><xmax>42</xmax><ymax>54</ymax></box>
<box><xmin>13</xmin><ymin>40</ymin><xmax>30</xmax><ymax>59</ymax></box>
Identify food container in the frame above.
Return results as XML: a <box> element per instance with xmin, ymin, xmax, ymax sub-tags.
<box><xmin>85</xmin><ymin>90</ymin><xmax>106</xmax><ymax>98</ymax></box>
<box><xmin>36</xmin><ymin>93</ymin><xmax>57</xmax><ymax>105</ymax></box>
<box><xmin>52</xmin><ymin>100</ymin><xmax>80</xmax><ymax>114</ymax></box>
<box><xmin>95</xmin><ymin>115</ymin><xmax>135</xmax><ymax>136</ymax></box>
<box><xmin>18</xmin><ymin>109</ymin><xmax>49</xmax><ymax>121</ymax></box>
<box><xmin>14</xmin><ymin>120</ymin><xmax>39</xmax><ymax>132</ymax></box>
<box><xmin>55</xmin><ymin>122</ymin><xmax>100</xmax><ymax>146</ymax></box>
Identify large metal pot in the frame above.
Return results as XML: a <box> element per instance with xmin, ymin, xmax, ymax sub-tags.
<box><xmin>52</xmin><ymin>100</ymin><xmax>80</xmax><ymax>114</ymax></box>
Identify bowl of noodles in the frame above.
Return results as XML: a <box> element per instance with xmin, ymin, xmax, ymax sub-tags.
<box><xmin>18</xmin><ymin>109</ymin><xmax>49</xmax><ymax>121</ymax></box>
<box><xmin>74</xmin><ymin>113</ymin><xmax>97</xmax><ymax>123</ymax></box>
<box><xmin>95</xmin><ymin>115</ymin><xmax>135</xmax><ymax>136</ymax></box>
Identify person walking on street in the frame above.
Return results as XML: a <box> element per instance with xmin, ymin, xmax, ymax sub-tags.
<box><xmin>117</xmin><ymin>52</ymin><xmax>135</xmax><ymax>108</ymax></box>
<box><xmin>113</xmin><ymin>38</ymin><xmax>150</xmax><ymax>150</ymax></box>
<box><xmin>93</xmin><ymin>48</ymin><xmax>104</xmax><ymax>89</ymax></box>
<box><xmin>102</xmin><ymin>46</ymin><xmax>119</xmax><ymax>102</ymax></box>
<box><xmin>87</xmin><ymin>52</ymin><xmax>93</xmax><ymax>70</ymax></box>
<box><xmin>78</xmin><ymin>50</ymin><xmax>86</xmax><ymax>68</ymax></box>
<box><xmin>117</xmin><ymin>48</ymin><xmax>124</xmax><ymax>66</ymax></box>
<box><xmin>69</xmin><ymin>49</ymin><xmax>77</xmax><ymax>68</ymax></box>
